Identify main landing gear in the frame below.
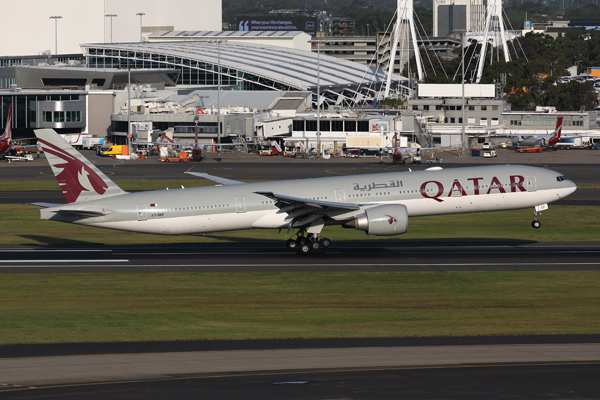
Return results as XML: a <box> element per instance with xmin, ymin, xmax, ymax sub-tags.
<box><xmin>285</xmin><ymin>230</ymin><xmax>331</xmax><ymax>254</ymax></box>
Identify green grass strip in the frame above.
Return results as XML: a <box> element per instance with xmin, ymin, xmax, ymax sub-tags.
<box><xmin>0</xmin><ymin>272</ymin><xmax>598</xmax><ymax>345</ymax></box>
<box><xmin>1</xmin><ymin>205</ymin><xmax>599</xmax><ymax>246</ymax></box>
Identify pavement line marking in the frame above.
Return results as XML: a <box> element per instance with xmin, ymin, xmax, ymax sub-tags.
<box><xmin>3</xmin><ymin>250</ymin><xmax>113</xmax><ymax>253</ymax></box>
<box><xmin>1</xmin><ymin>262</ymin><xmax>599</xmax><ymax>268</ymax></box>
<box><xmin>117</xmin><ymin>250</ymin><xmax>600</xmax><ymax>256</ymax></box>
<box><xmin>0</xmin><ymin>260</ymin><xmax>129</xmax><ymax>263</ymax></box>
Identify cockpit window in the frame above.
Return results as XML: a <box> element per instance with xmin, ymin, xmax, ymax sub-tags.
<box><xmin>556</xmin><ymin>176</ymin><xmax>566</xmax><ymax>182</ymax></box>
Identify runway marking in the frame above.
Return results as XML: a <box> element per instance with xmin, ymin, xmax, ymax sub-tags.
<box><xmin>0</xmin><ymin>260</ymin><xmax>128</xmax><ymax>263</ymax></box>
<box><xmin>2</xmin><ymin>262</ymin><xmax>598</xmax><ymax>268</ymax></box>
<box><xmin>3</xmin><ymin>249</ymin><xmax>113</xmax><ymax>253</ymax></box>
<box><xmin>116</xmin><ymin>250</ymin><xmax>600</xmax><ymax>256</ymax></box>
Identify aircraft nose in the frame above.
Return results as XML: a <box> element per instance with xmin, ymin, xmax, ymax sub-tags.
<box><xmin>567</xmin><ymin>180</ymin><xmax>577</xmax><ymax>195</ymax></box>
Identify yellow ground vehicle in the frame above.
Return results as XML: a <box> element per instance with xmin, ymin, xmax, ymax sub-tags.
<box><xmin>102</xmin><ymin>145</ymin><xmax>128</xmax><ymax>157</ymax></box>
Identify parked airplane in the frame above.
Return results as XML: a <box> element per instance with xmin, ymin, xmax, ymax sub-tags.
<box><xmin>1</xmin><ymin>104</ymin><xmax>39</xmax><ymax>159</ymax></box>
<box><xmin>0</xmin><ymin>104</ymin><xmax>13</xmax><ymax>158</ymax></box>
<box><xmin>33</xmin><ymin>128</ymin><xmax>576</xmax><ymax>254</ymax></box>
<box><xmin>512</xmin><ymin>116</ymin><xmax>563</xmax><ymax>148</ymax></box>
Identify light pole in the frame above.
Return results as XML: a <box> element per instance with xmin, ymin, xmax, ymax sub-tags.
<box><xmin>217</xmin><ymin>40</ymin><xmax>222</xmax><ymax>162</ymax></box>
<box><xmin>316</xmin><ymin>40</ymin><xmax>321</xmax><ymax>158</ymax></box>
<box><xmin>366</xmin><ymin>23</ymin><xmax>370</xmax><ymax>36</ymax></box>
<box><xmin>105</xmin><ymin>14</ymin><xmax>117</xmax><ymax>43</ymax></box>
<box><xmin>457</xmin><ymin>30</ymin><xmax>467</xmax><ymax>157</ymax></box>
<box><xmin>49</xmin><ymin>16</ymin><xmax>62</xmax><ymax>55</ymax></box>
<box><xmin>136</xmin><ymin>12</ymin><xmax>145</xmax><ymax>42</ymax></box>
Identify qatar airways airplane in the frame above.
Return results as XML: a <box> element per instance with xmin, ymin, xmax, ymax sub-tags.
<box><xmin>33</xmin><ymin>128</ymin><xmax>576</xmax><ymax>254</ymax></box>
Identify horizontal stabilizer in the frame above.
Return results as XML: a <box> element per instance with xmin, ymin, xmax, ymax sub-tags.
<box><xmin>54</xmin><ymin>209</ymin><xmax>111</xmax><ymax>217</ymax></box>
<box><xmin>30</xmin><ymin>202</ymin><xmax>62</xmax><ymax>208</ymax></box>
<box><xmin>185</xmin><ymin>172</ymin><xmax>245</xmax><ymax>185</ymax></box>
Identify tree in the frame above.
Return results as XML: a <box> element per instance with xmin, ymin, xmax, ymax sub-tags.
<box><xmin>543</xmin><ymin>81</ymin><xmax>598</xmax><ymax>111</ymax></box>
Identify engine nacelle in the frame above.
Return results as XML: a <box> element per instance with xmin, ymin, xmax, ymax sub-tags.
<box><xmin>345</xmin><ymin>204</ymin><xmax>408</xmax><ymax>236</ymax></box>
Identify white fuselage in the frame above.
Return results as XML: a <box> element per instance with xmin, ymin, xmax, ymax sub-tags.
<box><xmin>41</xmin><ymin>165</ymin><xmax>576</xmax><ymax>235</ymax></box>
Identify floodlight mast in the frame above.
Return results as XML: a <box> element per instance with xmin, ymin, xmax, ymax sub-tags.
<box><xmin>383</xmin><ymin>0</ymin><xmax>424</xmax><ymax>99</ymax></box>
<box><xmin>49</xmin><ymin>16</ymin><xmax>62</xmax><ymax>55</ymax></box>
<box><xmin>475</xmin><ymin>0</ymin><xmax>509</xmax><ymax>83</ymax></box>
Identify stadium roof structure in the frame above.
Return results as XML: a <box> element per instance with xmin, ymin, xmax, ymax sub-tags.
<box><xmin>81</xmin><ymin>41</ymin><xmax>405</xmax><ymax>107</ymax></box>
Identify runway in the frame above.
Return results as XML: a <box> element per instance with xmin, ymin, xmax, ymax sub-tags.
<box><xmin>1</xmin><ymin>242</ymin><xmax>600</xmax><ymax>273</ymax></box>
<box><xmin>1</xmin><ymin>343</ymin><xmax>599</xmax><ymax>399</ymax></box>
<box><xmin>2</xmin><ymin>151</ymin><xmax>599</xmax><ymax>398</ymax></box>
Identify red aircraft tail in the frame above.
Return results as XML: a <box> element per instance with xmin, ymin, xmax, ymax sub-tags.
<box><xmin>1</xmin><ymin>104</ymin><xmax>12</xmax><ymax>142</ymax></box>
<box><xmin>549</xmin><ymin>117</ymin><xmax>563</xmax><ymax>145</ymax></box>
<box><xmin>392</xmin><ymin>132</ymin><xmax>403</xmax><ymax>162</ymax></box>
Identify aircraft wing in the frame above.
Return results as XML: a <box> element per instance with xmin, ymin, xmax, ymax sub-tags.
<box><xmin>255</xmin><ymin>191</ymin><xmax>362</xmax><ymax>228</ymax></box>
<box><xmin>185</xmin><ymin>172</ymin><xmax>245</xmax><ymax>185</ymax></box>
<box><xmin>255</xmin><ymin>191</ymin><xmax>360</xmax><ymax>211</ymax></box>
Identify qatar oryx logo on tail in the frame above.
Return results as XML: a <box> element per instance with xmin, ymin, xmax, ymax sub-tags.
<box><xmin>35</xmin><ymin>129</ymin><xmax>126</xmax><ymax>203</ymax></box>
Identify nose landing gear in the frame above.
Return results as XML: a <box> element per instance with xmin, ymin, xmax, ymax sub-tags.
<box><xmin>531</xmin><ymin>204</ymin><xmax>548</xmax><ymax>229</ymax></box>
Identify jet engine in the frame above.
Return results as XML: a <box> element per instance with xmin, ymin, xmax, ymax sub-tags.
<box><xmin>345</xmin><ymin>204</ymin><xmax>408</xmax><ymax>236</ymax></box>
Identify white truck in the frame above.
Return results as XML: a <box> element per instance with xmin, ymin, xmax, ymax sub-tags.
<box><xmin>556</xmin><ymin>137</ymin><xmax>584</xmax><ymax>149</ymax></box>
<box><xmin>59</xmin><ymin>134</ymin><xmax>91</xmax><ymax>149</ymax></box>
<box><xmin>82</xmin><ymin>136</ymin><xmax>105</xmax><ymax>150</ymax></box>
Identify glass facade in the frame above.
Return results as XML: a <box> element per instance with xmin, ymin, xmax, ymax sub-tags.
<box><xmin>85</xmin><ymin>47</ymin><xmax>295</xmax><ymax>91</ymax></box>
<box><xmin>0</xmin><ymin>94</ymin><xmax>85</xmax><ymax>130</ymax></box>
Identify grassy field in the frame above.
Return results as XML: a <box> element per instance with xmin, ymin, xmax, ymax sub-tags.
<box><xmin>1</xmin><ymin>204</ymin><xmax>599</xmax><ymax>246</ymax></box>
<box><xmin>1</xmin><ymin>272</ymin><xmax>599</xmax><ymax>345</ymax></box>
<box><xmin>2</xmin><ymin>183</ymin><xmax>599</xmax><ymax>345</ymax></box>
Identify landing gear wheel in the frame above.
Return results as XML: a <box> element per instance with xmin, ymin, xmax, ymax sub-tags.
<box><xmin>532</xmin><ymin>220</ymin><xmax>541</xmax><ymax>229</ymax></box>
<box><xmin>297</xmin><ymin>237</ymin><xmax>308</xmax><ymax>245</ymax></box>
<box><xmin>298</xmin><ymin>242</ymin><xmax>311</xmax><ymax>254</ymax></box>
<box><xmin>319</xmin><ymin>238</ymin><xmax>331</xmax><ymax>248</ymax></box>
<box><xmin>286</xmin><ymin>239</ymin><xmax>297</xmax><ymax>250</ymax></box>
<box><xmin>310</xmin><ymin>240</ymin><xmax>320</xmax><ymax>251</ymax></box>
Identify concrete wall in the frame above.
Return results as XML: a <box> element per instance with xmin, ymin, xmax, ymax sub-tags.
<box><xmin>87</xmin><ymin>91</ymin><xmax>114</xmax><ymax>137</ymax></box>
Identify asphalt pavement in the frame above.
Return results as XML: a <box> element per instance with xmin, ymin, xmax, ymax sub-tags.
<box><xmin>1</xmin><ymin>148</ymin><xmax>599</xmax><ymax>399</ymax></box>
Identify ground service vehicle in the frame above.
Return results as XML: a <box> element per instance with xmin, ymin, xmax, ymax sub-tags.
<box><xmin>556</xmin><ymin>137</ymin><xmax>583</xmax><ymax>149</ymax></box>
<box><xmin>102</xmin><ymin>145</ymin><xmax>128</xmax><ymax>157</ymax></box>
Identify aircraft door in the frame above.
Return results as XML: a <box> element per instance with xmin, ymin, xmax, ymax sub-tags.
<box><xmin>335</xmin><ymin>189</ymin><xmax>345</xmax><ymax>203</ymax></box>
<box><xmin>137</xmin><ymin>205</ymin><xmax>148</xmax><ymax>221</ymax></box>
<box><xmin>235</xmin><ymin>197</ymin><xmax>246</xmax><ymax>213</ymax></box>
<box><xmin>526</xmin><ymin>176</ymin><xmax>537</xmax><ymax>192</ymax></box>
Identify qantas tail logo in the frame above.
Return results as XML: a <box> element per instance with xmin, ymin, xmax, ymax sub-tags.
<box><xmin>38</xmin><ymin>138</ymin><xmax>108</xmax><ymax>203</ymax></box>
<box><xmin>1</xmin><ymin>104</ymin><xmax>12</xmax><ymax>141</ymax></box>
<box><xmin>549</xmin><ymin>117</ymin><xmax>563</xmax><ymax>145</ymax></box>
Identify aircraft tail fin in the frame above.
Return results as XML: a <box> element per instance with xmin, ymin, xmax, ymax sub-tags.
<box><xmin>34</xmin><ymin>129</ymin><xmax>127</xmax><ymax>204</ymax></box>
<box><xmin>550</xmin><ymin>117</ymin><xmax>563</xmax><ymax>144</ymax></box>
<box><xmin>1</xmin><ymin>104</ymin><xmax>12</xmax><ymax>141</ymax></box>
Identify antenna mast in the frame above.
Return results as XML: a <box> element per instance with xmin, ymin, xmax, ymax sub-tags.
<box><xmin>384</xmin><ymin>0</ymin><xmax>423</xmax><ymax>98</ymax></box>
<box><xmin>475</xmin><ymin>0</ymin><xmax>509</xmax><ymax>83</ymax></box>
